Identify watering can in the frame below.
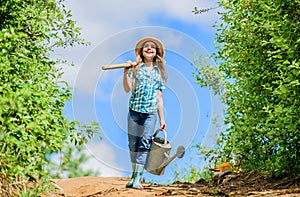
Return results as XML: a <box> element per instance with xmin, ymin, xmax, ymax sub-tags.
<box><xmin>145</xmin><ymin>129</ymin><xmax>185</xmax><ymax>175</ymax></box>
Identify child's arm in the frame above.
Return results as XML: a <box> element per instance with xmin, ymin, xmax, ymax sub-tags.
<box><xmin>157</xmin><ymin>90</ymin><xmax>166</xmax><ymax>130</ymax></box>
<box><xmin>123</xmin><ymin>67</ymin><xmax>132</xmax><ymax>92</ymax></box>
<box><xmin>123</xmin><ymin>61</ymin><xmax>136</xmax><ymax>92</ymax></box>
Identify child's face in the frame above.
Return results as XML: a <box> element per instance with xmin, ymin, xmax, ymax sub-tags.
<box><xmin>142</xmin><ymin>41</ymin><xmax>157</xmax><ymax>61</ymax></box>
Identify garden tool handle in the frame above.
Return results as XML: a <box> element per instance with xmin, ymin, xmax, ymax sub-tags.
<box><xmin>101</xmin><ymin>62</ymin><xmax>137</xmax><ymax>70</ymax></box>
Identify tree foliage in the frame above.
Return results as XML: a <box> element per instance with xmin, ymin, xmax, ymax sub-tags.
<box><xmin>0</xmin><ymin>0</ymin><xmax>99</xmax><ymax>195</ymax></box>
<box><xmin>194</xmin><ymin>0</ymin><xmax>300</xmax><ymax>177</ymax></box>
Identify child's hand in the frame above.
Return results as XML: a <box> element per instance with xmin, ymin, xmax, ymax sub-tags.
<box><xmin>124</xmin><ymin>61</ymin><xmax>135</xmax><ymax>74</ymax></box>
<box><xmin>124</xmin><ymin>67</ymin><xmax>130</xmax><ymax>74</ymax></box>
<box><xmin>160</xmin><ymin>121</ymin><xmax>167</xmax><ymax>130</ymax></box>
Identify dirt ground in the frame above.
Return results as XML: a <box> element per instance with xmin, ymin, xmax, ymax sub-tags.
<box><xmin>42</xmin><ymin>172</ymin><xmax>300</xmax><ymax>197</ymax></box>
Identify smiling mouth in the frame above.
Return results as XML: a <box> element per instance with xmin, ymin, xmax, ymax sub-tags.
<box><xmin>145</xmin><ymin>50</ymin><xmax>154</xmax><ymax>54</ymax></box>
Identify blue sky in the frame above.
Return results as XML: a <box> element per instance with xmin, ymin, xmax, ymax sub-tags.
<box><xmin>54</xmin><ymin>0</ymin><xmax>224</xmax><ymax>183</ymax></box>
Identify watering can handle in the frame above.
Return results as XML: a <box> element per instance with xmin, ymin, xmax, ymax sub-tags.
<box><xmin>153</xmin><ymin>129</ymin><xmax>168</xmax><ymax>145</ymax></box>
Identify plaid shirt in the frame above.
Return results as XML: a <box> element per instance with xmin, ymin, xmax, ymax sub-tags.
<box><xmin>128</xmin><ymin>63</ymin><xmax>165</xmax><ymax>113</ymax></box>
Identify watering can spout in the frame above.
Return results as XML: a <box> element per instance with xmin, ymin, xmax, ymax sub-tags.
<box><xmin>161</xmin><ymin>146</ymin><xmax>185</xmax><ymax>168</ymax></box>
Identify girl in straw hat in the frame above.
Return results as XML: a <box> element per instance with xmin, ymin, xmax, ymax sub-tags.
<box><xmin>123</xmin><ymin>37</ymin><xmax>167</xmax><ymax>189</ymax></box>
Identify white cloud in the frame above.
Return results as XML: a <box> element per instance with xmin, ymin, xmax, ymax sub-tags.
<box><xmin>83</xmin><ymin>142</ymin><xmax>124</xmax><ymax>177</ymax></box>
<box><xmin>63</xmin><ymin>0</ymin><xmax>219</xmax><ymax>44</ymax></box>
<box><xmin>159</xmin><ymin>0</ymin><xmax>219</xmax><ymax>24</ymax></box>
<box><xmin>56</xmin><ymin>0</ymin><xmax>220</xmax><ymax>90</ymax></box>
<box><xmin>48</xmin><ymin>142</ymin><xmax>123</xmax><ymax>177</ymax></box>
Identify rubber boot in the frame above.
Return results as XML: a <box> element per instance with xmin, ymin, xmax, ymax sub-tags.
<box><xmin>132</xmin><ymin>163</ymin><xmax>144</xmax><ymax>189</ymax></box>
<box><xmin>125</xmin><ymin>163</ymin><xmax>136</xmax><ymax>188</ymax></box>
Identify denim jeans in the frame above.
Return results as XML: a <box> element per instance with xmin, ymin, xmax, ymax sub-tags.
<box><xmin>127</xmin><ymin>109</ymin><xmax>157</xmax><ymax>165</ymax></box>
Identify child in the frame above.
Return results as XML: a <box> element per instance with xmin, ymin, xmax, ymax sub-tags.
<box><xmin>123</xmin><ymin>37</ymin><xmax>167</xmax><ymax>189</ymax></box>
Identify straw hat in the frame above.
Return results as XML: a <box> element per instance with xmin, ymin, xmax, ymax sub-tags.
<box><xmin>134</xmin><ymin>37</ymin><xmax>165</xmax><ymax>58</ymax></box>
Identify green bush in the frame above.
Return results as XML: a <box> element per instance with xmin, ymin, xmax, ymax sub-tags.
<box><xmin>0</xmin><ymin>0</ymin><xmax>98</xmax><ymax>195</ymax></box>
<box><xmin>194</xmin><ymin>0</ymin><xmax>300</xmax><ymax>177</ymax></box>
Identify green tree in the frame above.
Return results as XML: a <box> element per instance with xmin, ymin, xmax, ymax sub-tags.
<box><xmin>194</xmin><ymin>0</ymin><xmax>300</xmax><ymax>177</ymax></box>
<box><xmin>0</xmin><ymin>0</ymin><xmax>98</xmax><ymax>195</ymax></box>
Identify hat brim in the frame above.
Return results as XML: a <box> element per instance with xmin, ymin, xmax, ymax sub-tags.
<box><xmin>134</xmin><ymin>37</ymin><xmax>165</xmax><ymax>57</ymax></box>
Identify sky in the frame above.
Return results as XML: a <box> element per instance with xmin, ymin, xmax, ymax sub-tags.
<box><xmin>53</xmin><ymin>0</ymin><xmax>224</xmax><ymax>183</ymax></box>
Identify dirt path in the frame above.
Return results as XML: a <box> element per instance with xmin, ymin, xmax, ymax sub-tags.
<box><xmin>43</xmin><ymin>173</ymin><xmax>300</xmax><ymax>197</ymax></box>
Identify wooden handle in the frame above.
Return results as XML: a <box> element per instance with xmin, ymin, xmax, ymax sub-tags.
<box><xmin>101</xmin><ymin>62</ymin><xmax>137</xmax><ymax>70</ymax></box>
